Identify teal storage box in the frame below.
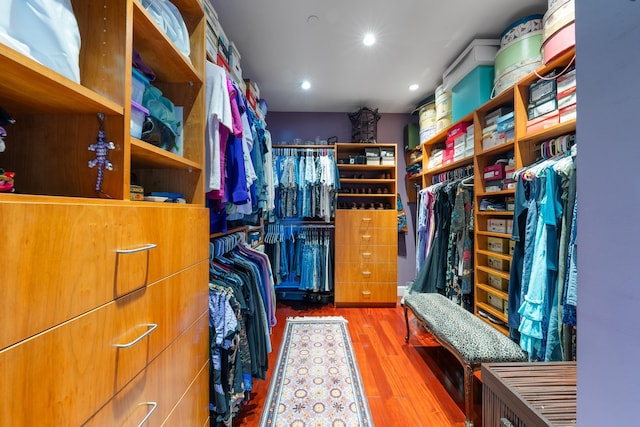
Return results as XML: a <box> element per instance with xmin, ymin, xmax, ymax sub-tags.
<box><xmin>452</xmin><ymin>66</ymin><xmax>494</xmax><ymax>122</ymax></box>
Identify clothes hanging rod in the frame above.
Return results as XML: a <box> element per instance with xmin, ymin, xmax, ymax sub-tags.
<box><xmin>273</xmin><ymin>144</ymin><xmax>335</xmax><ymax>149</ymax></box>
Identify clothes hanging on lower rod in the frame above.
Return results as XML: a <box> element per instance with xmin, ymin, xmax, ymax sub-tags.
<box><xmin>409</xmin><ymin>175</ymin><xmax>474</xmax><ymax>311</ymax></box>
<box><xmin>508</xmin><ymin>147</ymin><xmax>577</xmax><ymax>362</ymax></box>
<box><xmin>264</xmin><ymin>222</ymin><xmax>334</xmax><ymax>295</ymax></box>
<box><xmin>208</xmin><ymin>232</ymin><xmax>276</xmax><ymax>427</ymax></box>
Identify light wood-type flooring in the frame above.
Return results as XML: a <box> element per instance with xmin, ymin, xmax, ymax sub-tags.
<box><xmin>231</xmin><ymin>298</ymin><xmax>482</xmax><ymax>426</ymax></box>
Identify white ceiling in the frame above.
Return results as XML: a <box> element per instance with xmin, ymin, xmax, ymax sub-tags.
<box><xmin>212</xmin><ymin>0</ymin><xmax>548</xmax><ymax>114</ymax></box>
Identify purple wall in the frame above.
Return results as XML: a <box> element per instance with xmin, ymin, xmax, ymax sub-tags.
<box><xmin>268</xmin><ymin>111</ymin><xmax>418</xmax><ymax>289</ymax></box>
<box><xmin>577</xmin><ymin>2</ymin><xmax>639</xmax><ymax>424</ymax></box>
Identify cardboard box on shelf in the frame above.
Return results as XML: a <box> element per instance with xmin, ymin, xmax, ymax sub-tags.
<box><xmin>488</xmin><ymin>236</ymin><xmax>509</xmax><ymax>254</ymax></box>
<box><xmin>488</xmin><ymin>218</ymin><xmax>507</xmax><ymax>233</ymax></box>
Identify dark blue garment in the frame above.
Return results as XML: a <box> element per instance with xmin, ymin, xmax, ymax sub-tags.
<box><xmin>508</xmin><ymin>179</ymin><xmax>530</xmax><ymax>330</ymax></box>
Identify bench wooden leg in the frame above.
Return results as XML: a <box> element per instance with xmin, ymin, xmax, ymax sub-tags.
<box><xmin>464</xmin><ymin>365</ymin><xmax>475</xmax><ymax>427</ymax></box>
<box><xmin>404</xmin><ymin>304</ymin><xmax>410</xmax><ymax>343</ymax></box>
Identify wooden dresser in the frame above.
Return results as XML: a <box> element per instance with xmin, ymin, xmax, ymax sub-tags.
<box><xmin>334</xmin><ymin>143</ymin><xmax>398</xmax><ymax>307</ymax></box>
<box><xmin>0</xmin><ymin>0</ymin><xmax>210</xmax><ymax>425</ymax></box>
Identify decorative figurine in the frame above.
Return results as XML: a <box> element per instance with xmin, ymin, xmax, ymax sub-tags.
<box><xmin>88</xmin><ymin>112</ymin><xmax>115</xmax><ymax>193</ymax></box>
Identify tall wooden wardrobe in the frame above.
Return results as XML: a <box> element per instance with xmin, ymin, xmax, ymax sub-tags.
<box><xmin>0</xmin><ymin>1</ymin><xmax>210</xmax><ymax>425</ymax></box>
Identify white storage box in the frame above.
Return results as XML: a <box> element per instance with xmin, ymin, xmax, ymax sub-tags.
<box><xmin>130</xmin><ymin>101</ymin><xmax>149</xmax><ymax>139</ymax></box>
<box><xmin>131</xmin><ymin>68</ymin><xmax>149</xmax><ymax>106</ymax></box>
<box><xmin>442</xmin><ymin>39</ymin><xmax>500</xmax><ymax>92</ymax></box>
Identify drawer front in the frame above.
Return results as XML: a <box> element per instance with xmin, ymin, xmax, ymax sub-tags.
<box><xmin>334</xmin><ymin>261</ymin><xmax>397</xmax><ymax>283</ymax></box>
<box><xmin>161</xmin><ymin>361</ymin><xmax>210</xmax><ymax>427</ymax></box>
<box><xmin>334</xmin><ymin>243</ymin><xmax>396</xmax><ymax>264</ymax></box>
<box><xmin>334</xmin><ymin>282</ymin><xmax>397</xmax><ymax>305</ymax></box>
<box><xmin>0</xmin><ymin>261</ymin><xmax>208</xmax><ymax>427</ymax></box>
<box><xmin>0</xmin><ymin>202</ymin><xmax>208</xmax><ymax>349</ymax></box>
<box><xmin>83</xmin><ymin>313</ymin><xmax>209</xmax><ymax>426</ymax></box>
<box><xmin>336</xmin><ymin>210</ymin><xmax>397</xmax><ymax>246</ymax></box>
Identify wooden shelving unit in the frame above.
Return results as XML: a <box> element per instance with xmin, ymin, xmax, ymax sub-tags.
<box><xmin>406</xmin><ymin>47</ymin><xmax>576</xmax><ymax>335</ymax></box>
<box><xmin>0</xmin><ymin>1</ymin><xmax>209</xmax><ymax>425</ymax></box>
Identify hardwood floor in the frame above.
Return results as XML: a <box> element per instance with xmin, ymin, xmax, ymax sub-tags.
<box><xmin>232</xmin><ymin>298</ymin><xmax>482</xmax><ymax>426</ymax></box>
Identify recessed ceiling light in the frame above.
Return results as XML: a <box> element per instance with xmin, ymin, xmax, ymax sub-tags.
<box><xmin>409</xmin><ymin>84</ymin><xmax>419</xmax><ymax>91</ymax></box>
<box><xmin>301</xmin><ymin>80</ymin><xmax>311</xmax><ymax>90</ymax></box>
<box><xmin>363</xmin><ymin>33</ymin><xmax>376</xmax><ymax>46</ymax></box>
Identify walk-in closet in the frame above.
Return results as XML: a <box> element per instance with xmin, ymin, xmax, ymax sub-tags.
<box><xmin>0</xmin><ymin>1</ymin><xmax>635</xmax><ymax>426</ymax></box>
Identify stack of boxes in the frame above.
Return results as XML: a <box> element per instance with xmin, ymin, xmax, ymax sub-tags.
<box><xmin>443</xmin><ymin>122</ymin><xmax>473</xmax><ymax>166</ymax></box>
<box><xmin>203</xmin><ymin>0</ymin><xmax>243</xmax><ymax>88</ymax></box>
<box><xmin>365</xmin><ymin>147</ymin><xmax>381</xmax><ymax>165</ymax></box>
<box><xmin>526</xmin><ymin>65</ymin><xmax>577</xmax><ymax>134</ymax></box>
<box><xmin>557</xmin><ymin>66</ymin><xmax>576</xmax><ymax>122</ymax></box>
<box><xmin>244</xmin><ymin>79</ymin><xmax>260</xmax><ymax>111</ymax></box>
<box><xmin>380</xmin><ymin>147</ymin><xmax>395</xmax><ymax>165</ymax></box>
<box><xmin>483</xmin><ymin>153</ymin><xmax>515</xmax><ymax>192</ymax></box>
<box><xmin>482</xmin><ymin>107</ymin><xmax>514</xmax><ymax>150</ymax></box>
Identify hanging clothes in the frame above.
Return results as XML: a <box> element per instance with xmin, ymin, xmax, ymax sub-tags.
<box><xmin>208</xmin><ymin>233</ymin><xmax>276</xmax><ymax>427</ymax></box>
<box><xmin>507</xmin><ymin>145</ymin><xmax>577</xmax><ymax>362</ymax></box>
<box><xmin>409</xmin><ymin>174</ymin><xmax>474</xmax><ymax>311</ymax></box>
<box><xmin>264</xmin><ymin>222</ymin><xmax>334</xmax><ymax>294</ymax></box>
<box><xmin>272</xmin><ymin>147</ymin><xmax>339</xmax><ymax>222</ymax></box>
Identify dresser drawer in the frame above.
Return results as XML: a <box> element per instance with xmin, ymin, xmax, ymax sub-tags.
<box><xmin>335</xmin><ymin>260</ymin><xmax>397</xmax><ymax>283</ymax></box>
<box><xmin>335</xmin><ymin>210</ymin><xmax>397</xmax><ymax>246</ymax></box>
<box><xmin>334</xmin><ymin>282</ymin><xmax>397</xmax><ymax>306</ymax></box>
<box><xmin>83</xmin><ymin>313</ymin><xmax>209</xmax><ymax>426</ymax></box>
<box><xmin>0</xmin><ymin>261</ymin><xmax>208</xmax><ymax>427</ymax></box>
<box><xmin>0</xmin><ymin>202</ymin><xmax>208</xmax><ymax>349</ymax></box>
<box><xmin>334</xmin><ymin>243</ymin><xmax>396</xmax><ymax>263</ymax></box>
<box><xmin>161</xmin><ymin>360</ymin><xmax>210</xmax><ymax>427</ymax></box>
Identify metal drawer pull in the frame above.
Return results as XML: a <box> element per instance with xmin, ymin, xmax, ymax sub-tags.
<box><xmin>114</xmin><ymin>323</ymin><xmax>158</xmax><ymax>348</ymax></box>
<box><xmin>116</xmin><ymin>243</ymin><xmax>157</xmax><ymax>254</ymax></box>
<box><xmin>361</xmin><ymin>271</ymin><xmax>372</xmax><ymax>276</ymax></box>
<box><xmin>137</xmin><ymin>402</ymin><xmax>158</xmax><ymax>427</ymax></box>
<box><xmin>361</xmin><ymin>217</ymin><xmax>372</xmax><ymax>222</ymax></box>
<box><xmin>362</xmin><ymin>291</ymin><xmax>372</xmax><ymax>295</ymax></box>
<box><xmin>361</xmin><ymin>252</ymin><xmax>372</xmax><ymax>257</ymax></box>
<box><xmin>361</xmin><ymin>235</ymin><xmax>371</xmax><ymax>239</ymax></box>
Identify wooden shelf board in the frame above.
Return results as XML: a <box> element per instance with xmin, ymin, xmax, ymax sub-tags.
<box><xmin>478</xmin><ymin>141</ymin><xmax>515</xmax><ymax>157</ymax></box>
<box><xmin>518</xmin><ymin>119</ymin><xmax>576</xmax><ymax>145</ymax></box>
<box><xmin>340</xmin><ymin>179</ymin><xmax>395</xmax><ymax>184</ymax></box>
<box><xmin>131</xmin><ymin>138</ymin><xmax>202</xmax><ymax>170</ymax></box>
<box><xmin>423</xmin><ymin>112</ymin><xmax>474</xmax><ymax>147</ymax></box>
<box><xmin>476</xmin><ymin>283</ymin><xmax>508</xmax><ymax>300</ymax></box>
<box><xmin>424</xmin><ymin>157</ymin><xmax>474</xmax><ymax>176</ymax></box>
<box><xmin>476</xmin><ymin>210</ymin><xmax>514</xmax><ymax>217</ymax></box>
<box><xmin>477</xmin><ymin>189</ymin><xmax>515</xmax><ymax>197</ymax></box>
<box><xmin>477</xmin><ymin>265</ymin><xmax>511</xmax><ymax>280</ymax></box>
<box><xmin>338</xmin><ymin>164</ymin><xmax>395</xmax><ymax>170</ymax></box>
<box><xmin>0</xmin><ymin>44</ymin><xmax>123</xmax><ymax>115</ymax></box>
<box><xmin>518</xmin><ymin>48</ymin><xmax>576</xmax><ymax>87</ymax></box>
<box><xmin>337</xmin><ymin>194</ymin><xmax>394</xmax><ymax>199</ymax></box>
<box><xmin>476</xmin><ymin>230</ymin><xmax>512</xmax><ymax>239</ymax></box>
<box><xmin>475</xmin><ymin>311</ymin><xmax>509</xmax><ymax>336</ymax></box>
<box><xmin>477</xmin><ymin>249</ymin><xmax>512</xmax><ymax>261</ymax></box>
<box><xmin>172</xmin><ymin>0</ymin><xmax>205</xmax><ymax>15</ymax></box>
<box><xmin>133</xmin><ymin>2</ymin><xmax>202</xmax><ymax>84</ymax></box>
<box><xmin>476</xmin><ymin>302</ymin><xmax>508</xmax><ymax>323</ymax></box>
<box><xmin>478</xmin><ymin>86</ymin><xmax>515</xmax><ymax>114</ymax></box>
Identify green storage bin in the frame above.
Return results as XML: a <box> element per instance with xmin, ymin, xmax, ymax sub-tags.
<box><xmin>452</xmin><ymin>65</ymin><xmax>494</xmax><ymax>122</ymax></box>
<box><xmin>404</xmin><ymin>123</ymin><xmax>419</xmax><ymax>150</ymax></box>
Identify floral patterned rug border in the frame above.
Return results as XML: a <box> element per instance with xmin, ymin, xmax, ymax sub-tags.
<box><xmin>259</xmin><ymin>316</ymin><xmax>373</xmax><ymax>427</ymax></box>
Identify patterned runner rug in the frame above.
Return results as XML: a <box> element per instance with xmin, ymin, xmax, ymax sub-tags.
<box><xmin>259</xmin><ymin>316</ymin><xmax>374</xmax><ymax>427</ymax></box>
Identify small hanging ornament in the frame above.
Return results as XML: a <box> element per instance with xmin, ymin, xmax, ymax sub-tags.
<box><xmin>88</xmin><ymin>112</ymin><xmax>115</xmax><ymax>194</ymax></box>
<box><xmin>348</xmin><ymin>107</ymin><xmax>381</xmax><ymax>143</ymax></box>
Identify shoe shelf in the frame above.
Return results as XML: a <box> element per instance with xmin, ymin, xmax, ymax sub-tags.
<box><xmin>336</xmin><ymin>143</ymin><xmax>397</xmax><ymax>210</ymax></box>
